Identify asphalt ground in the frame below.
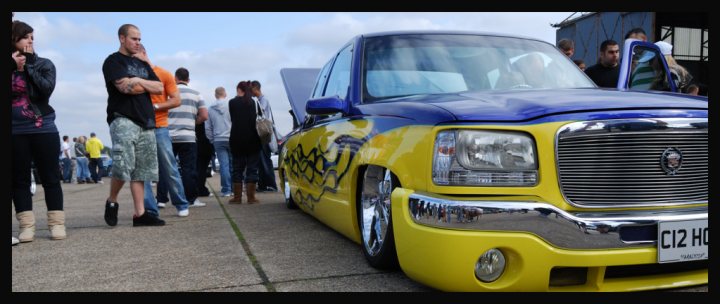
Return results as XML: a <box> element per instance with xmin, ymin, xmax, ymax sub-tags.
<box><xmin>11</xmin><ymin>172</ymin><xmax>707</xmax><ymax>293</ymax></box>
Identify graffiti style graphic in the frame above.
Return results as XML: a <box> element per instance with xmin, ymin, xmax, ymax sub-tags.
<box><xmin>285</xmin><ymin>135</ymin><xmax>367</xmax><ymax>211</ymax></box>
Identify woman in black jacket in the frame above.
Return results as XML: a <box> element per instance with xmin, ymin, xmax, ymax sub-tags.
<box><xmin>12</xmin><ymin>20</ymin><xmax>66</xmax><ymax>243</ymax></box>
<box><xmin>227</xmin><ymin>81</ymin><xmax>262</xmax><ymax>204</ymax></box>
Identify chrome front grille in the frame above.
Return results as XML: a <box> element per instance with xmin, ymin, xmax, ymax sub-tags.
<box><xmin>556</xmin><ymin>118</ymin><xmax>708</xmax><ymax>208</ymax></box>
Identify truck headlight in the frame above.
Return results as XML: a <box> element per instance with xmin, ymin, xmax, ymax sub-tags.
<box><xmin>432</xmin><ymin>130</ymin><xmax>538</xmax><ymax>186</ymax></box>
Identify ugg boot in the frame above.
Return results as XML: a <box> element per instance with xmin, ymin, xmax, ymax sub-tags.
<box><xmin>228</xmin><ymin>183</ymin><xmax>243</xmax><ymax>204</ymax></box>
<box><xmin>246</xmin><ymin>183</ymin><xmax>260</xmax><ymax>204</ymax></box>
<box><xmin>47</xmin><ymin>210</ymin><xmax>67</xmax><ymax>240</ymax></box>
<box><xmin>16</xmin><ymin>211</ymin><xmax>35</xmax><ymax>243</ymax></box>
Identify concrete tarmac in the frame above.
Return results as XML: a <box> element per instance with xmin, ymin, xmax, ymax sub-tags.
<box><xmin>11</xmin><ymin>172</ymin><xmax>706</xmax><ymax>292</ymax></box>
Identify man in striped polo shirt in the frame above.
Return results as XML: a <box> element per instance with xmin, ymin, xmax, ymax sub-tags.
<box><xmin>161</xmin><ymin>67</ymin><xmax>208</xmax><ymax>207</ymax></box>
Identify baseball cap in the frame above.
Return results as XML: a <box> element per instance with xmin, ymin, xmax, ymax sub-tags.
<box><xmin>655</xmin><ymin>41</ymin><xmax>673</xmax><ymax>55</ymax></box>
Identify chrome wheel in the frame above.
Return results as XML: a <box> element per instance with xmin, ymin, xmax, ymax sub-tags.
<box><xmin>360</xmin><ymin>166</ymin><xmax>393</xmax><ymax>257</ymax></box>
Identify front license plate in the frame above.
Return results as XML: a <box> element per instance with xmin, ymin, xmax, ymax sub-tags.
<box><xmin>657</xmin><ymin>219</ymin><xmax>708</xmax><ymax>263</ymax></box>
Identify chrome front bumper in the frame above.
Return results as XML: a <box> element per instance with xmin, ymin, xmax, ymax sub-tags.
<box><xmin>407</xmin><ymin>192</ymin><xmax>707</xmax><ymax>250</ymax></box>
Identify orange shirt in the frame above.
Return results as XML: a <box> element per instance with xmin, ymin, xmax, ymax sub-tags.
<box><xmin>150</xmin><ymin>66</ymin><xmax>178</xmax><ymax>128</ymax></box>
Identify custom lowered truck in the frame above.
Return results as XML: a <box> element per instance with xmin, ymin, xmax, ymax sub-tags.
<box><xmin>278</xmin><ymin>31</ymin><xmax>707</xmax><ymax>291</ymax></box>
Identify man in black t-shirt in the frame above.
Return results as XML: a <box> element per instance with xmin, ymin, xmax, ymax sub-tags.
<box><xmin>584</xmin><ymin>40</ymin><xmax>621</xmax><ymax>88</ymax></box>
<box><xmin>101</xmin><ymin>23</ymin><xmax>165</xmax><ymax>227</ymax></box>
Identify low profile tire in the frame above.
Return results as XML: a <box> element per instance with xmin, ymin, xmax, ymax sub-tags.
<box><xmin>357</xmin><ymin>165</ymin><xmax>399</xmax><ymax>270</ymax></box>
<box><xmin>283</xmin><ymin>170</ymin><xmax>298</xmax><ymax>209</ymax></box>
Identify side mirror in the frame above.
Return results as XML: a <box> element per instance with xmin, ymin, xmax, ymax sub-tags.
<box><xmin>305</xmin><ymin>96</ymin><xmax>348</xmax><ymax>115</ymax></box>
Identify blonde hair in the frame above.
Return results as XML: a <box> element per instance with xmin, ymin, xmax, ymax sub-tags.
<box><xmin>664</xmin><ymin>54</ymin><xmax>689</xmax><ymax>77</ymax></box>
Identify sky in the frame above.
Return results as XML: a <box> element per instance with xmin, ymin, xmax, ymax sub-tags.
<box><xmin>13</xmin><ymin>12</ymin><xmax>572</xmax><ymax>146</ymax></box>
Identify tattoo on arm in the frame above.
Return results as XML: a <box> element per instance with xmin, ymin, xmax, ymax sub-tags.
<box><xmin>126</xmin><ymin>79</ymin><xmax>135</xmax><ymax>93</ymax></box>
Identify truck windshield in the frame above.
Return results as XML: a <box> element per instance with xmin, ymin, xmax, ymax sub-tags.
<box><xmin>363</xmin><ymin>34</ymin><xmax>595</xmax><ymax>102</ymax></box>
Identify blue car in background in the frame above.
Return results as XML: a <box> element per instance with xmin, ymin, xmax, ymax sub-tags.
<box><xmin>99</xmin><ymin>154</ymin><xmax>112</xmax><ymax>177</ymax></box>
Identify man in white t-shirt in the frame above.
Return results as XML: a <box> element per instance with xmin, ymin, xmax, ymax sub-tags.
<box><xmin>60</xmin><ymin>135</ymin><xmax>72</xmax><ymax>183</ymax></box>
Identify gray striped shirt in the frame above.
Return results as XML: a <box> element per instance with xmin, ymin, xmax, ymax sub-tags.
<box><xmin>169</xmin><ymin>83</ymin><xmax>206</xmax><ymax>143</ymax></box>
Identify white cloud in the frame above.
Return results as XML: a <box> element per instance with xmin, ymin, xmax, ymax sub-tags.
<box><xmin>13</xmin><ymin>12</ymin><xmax>112</xmax><ymax>50</ymax></box>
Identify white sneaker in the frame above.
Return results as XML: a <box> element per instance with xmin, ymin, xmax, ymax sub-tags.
<box><xmin>177</xmin><ymin>209</ymin><xmax>189</xmax><ymax>217</ymax></box>
<box><xmin>190</xmin><ymin>199</ymin><xmax>206</xmax><ymax>207</ymax></box>
<box><xmin>12</xmin><ymin>237</ymin><xmax>19</xmax><ymax>246</ymax></box>
<box><xmin>157</xmin><ymin>202</ymin><xmax>166</xmax><ymax>208</ymax></box>
<box><xmin>221</xmin><ymin>192</ymin><xmax>233</xmax><ymax>197</ymax></box>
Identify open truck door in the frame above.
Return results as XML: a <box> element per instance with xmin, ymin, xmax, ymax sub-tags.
<box><xmin>617</xmin><ymin>39</ymin><xmax>678</xmax><ymax>92</ymax></box>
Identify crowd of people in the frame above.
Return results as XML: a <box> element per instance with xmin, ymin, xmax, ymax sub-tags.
<box><xmin>558</xmin><ymin>27</ymin><xmax>700</xmax><ymax>95</ymax></box>
<box><xmin>12</xmin><ymin>21</ymin><xmax>281</xmax><ymax>245</ymax></box>
<box><xmin>58</xmin><ymin>133</ymin><xmax>106</xmax><ymax>185</ymax></box>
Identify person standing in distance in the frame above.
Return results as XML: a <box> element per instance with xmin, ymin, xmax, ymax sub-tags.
<box><xmin>251</xmin><ymin>80</ymin><xmax>279</xmax><ymax>192</ymax></box>
<box><xmin>101</xmin><ymin>23</ymin><xmax>165</xmax><ymax>227</ymax></box>
<box><xmin>584</xmin><ymin>39</ymin><xmax>621</xmax><ymax>88</ymax></box>
<box><xmin>85</xmin><ymin>132</ymin><xmax>104</xmax><ymax>183</ymax></box>
<box><xmin>135</xmin><ymin>43</ymin><xmax>191</xmax><ymax>218</ymax></box>
<box><xmin>557</xmin><ymin>38</ymin><xmax>575</xmax><ymax>58</ymax></box>
<box><xmin>163</xmin><ymin>67</ymin><xmax>208</xmax><ymax>207</ymax></box>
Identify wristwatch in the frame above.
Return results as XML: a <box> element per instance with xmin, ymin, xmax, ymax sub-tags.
<box><xmin>153</xmin><ymin>104</ymin><xmax>160</xmax><ymax>110</ymax></box>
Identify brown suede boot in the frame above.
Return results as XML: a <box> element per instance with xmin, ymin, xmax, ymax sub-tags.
<box><xmin>246</xmin><ymin>183</ymin><xmax>260</xmax><ymax>204</ymax></box>
<box><xmin>16</xmin><ymin>211</ymin><xmax>35</xmax><ymax>243</ymax></box>
<box><xmin>228</xmin><ymin>183</ymin><xmax>243</xmax><ymax>204</ymax></box>
<box><xmin>47</xmin><ymin>210</ymin><xmax>67</xmax><ymax>240</ymax></box>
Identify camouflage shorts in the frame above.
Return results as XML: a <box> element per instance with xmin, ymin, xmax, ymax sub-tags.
<box><xmin>109</xmin><ymin>117</ymin><xmax>158</xmax><ymax>181</ymax></box>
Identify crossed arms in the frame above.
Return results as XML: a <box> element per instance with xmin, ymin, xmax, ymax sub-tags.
<box><xmin>114</xmin><ymin>77</ymin><xmax>162</xmax><ymax>95</ymax></box>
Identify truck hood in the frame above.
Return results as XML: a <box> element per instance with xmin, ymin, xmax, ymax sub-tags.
<box><xmin>405</xmin><ymin>88</ymin><xmax>708</xmax><ymax>122</ymax></box>
<box><xmin>280</xmin><ymin>68</ymin><xmax>321</xmax><ymax>126</ymax></box>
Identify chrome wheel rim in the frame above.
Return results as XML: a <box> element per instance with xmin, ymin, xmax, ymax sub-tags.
<box><xmin>360</xmin><ymin>167</ymin><xmax>392</xmax><ymax>257</ymax></box>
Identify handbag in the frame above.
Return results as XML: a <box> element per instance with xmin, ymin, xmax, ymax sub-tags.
<box><xmin>254</xmin><ymin>98</ymin><xmax>273</xmax><ymax>145</ymax></box>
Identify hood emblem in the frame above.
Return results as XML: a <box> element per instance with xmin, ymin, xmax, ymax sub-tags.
<box><xmin>660</xmin><ymin>147</ymin><xmax>683</xmax><ymax>176</ymax></box>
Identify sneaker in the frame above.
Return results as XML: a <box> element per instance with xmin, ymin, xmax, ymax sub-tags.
<box><xmin>221</xmin><ymin>192</ymin><xmax>233</xmax><ymax>197</ymax></box>
<box><xmin>157</xmin><ymin>202</ymin><xmax>167</xmax><ymax>208</ymax></box>
<box><xmin>12</xmin><ymin>237</ymin><xmax>19</xmax><ymax>246</ymax></box>
<box><xmin>177</xmin><ymin>209</ymin><xmax>189</xmax><ymax>217</ymax></box>
<box><xmin>133</xmin><ymin>211</ymin><xmax>166</xmax><ymax>227</ymax></box>
<box><xmin>97</xmin><ymin>180</ymin><xmax>104</xmax><ymax>184</ymax></box>
<box><xmin>265</xmin><ymin>186</ymin><xmax>278</xmax><ymax>192</ymax></box>
<box><xmin>104</xmin><ymin>200</ymin><xmax>119</xmax><ymax>226</ymax></box>
<box><xmin>190</xmin><ymin>199</ymin><xmax>206</xmax><ymax>207</ymax></box>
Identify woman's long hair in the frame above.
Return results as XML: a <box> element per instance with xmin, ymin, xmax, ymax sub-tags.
<box><xmin>238</xmin><ymin>81</ymin><xmax>255</xmax><ymax>105</ymax></box>
<box><xmin>11</xmin><ymin>20</ymin><xmax>33</xmax><ymax>53</ymax></box>
<box><xmin>664</xmin><ymin>55</ymin><xmax>689</xmax><ymax>77</ymax></box>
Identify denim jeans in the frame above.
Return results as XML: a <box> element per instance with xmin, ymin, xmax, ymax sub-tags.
<box><xmin>75</xmin><ymin>156</ymin><xmax>91</xmax><ymax>180</ymax></box>
<box><xmin>257</xmin><ymin>143</ymin><xmax>277</xmax><ymax>189</ymax></box>
<box><xmin>157</xmin><ymin>142</ymin><xmax>198</xmax><ymax>204</ymax></box>
<box><xmin>145</xmin><ymin>128</ymin><xmax>190</xmax><ymax>216</ymax></box>
<box><xmin>213</xmin><ymin>141</ymin><xmax>233</xmax><ymax>195</ymax></box>
<box><xmin>61</xmin><ymin>158</ymin><xmax>72</xmax><ymax>182</ymax></box>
